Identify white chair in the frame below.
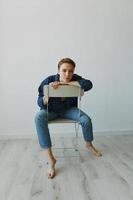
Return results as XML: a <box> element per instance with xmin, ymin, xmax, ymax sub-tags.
<box><xmin>43</xmin><ymin>84</ymin><xmax>84</xmax><ymax>151</ymax></box>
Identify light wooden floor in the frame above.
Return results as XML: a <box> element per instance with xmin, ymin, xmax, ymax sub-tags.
<box><xmin>0</xmin><ymin>135</ymin><xmax>133</xmax><ymax>200</ymax></box>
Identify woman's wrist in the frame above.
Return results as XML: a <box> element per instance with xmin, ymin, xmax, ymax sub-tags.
<box><xmin>43</xmin><ymin>96</ymin><xmax>49</xmax><ymax>105</ymax></box>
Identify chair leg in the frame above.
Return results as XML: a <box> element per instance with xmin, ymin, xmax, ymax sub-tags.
<box><xmin>74</xmin><ymin>122</ymin><xmax>79</xmax><ymax>151</ymax></box>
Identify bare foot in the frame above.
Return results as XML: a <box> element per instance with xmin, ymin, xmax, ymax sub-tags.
<box><xmin>47</xmin><ymin>158</ymin><xmax>57</xmax><ymax>179</ymax></box>
<box><xmin>85</xmin><ymin>142</ymin><xmax>102</xmax><ymax>157</ymax></box>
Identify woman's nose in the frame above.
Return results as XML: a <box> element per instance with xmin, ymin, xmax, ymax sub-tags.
<box><xmin>65</xmin><ymin>71</ymin><xmax>70</xmax><ymax>76</ymax></box>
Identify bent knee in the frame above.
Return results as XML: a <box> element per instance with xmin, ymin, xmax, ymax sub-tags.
<box><xmin>34</xmin><ymin>110</ymin><xmax>48</xmax><ymax>123</ymax></box>
<box><xmin>80</xmin><ymin>115</ymin><xmax>92</xmax><ymax>125</ymax></box>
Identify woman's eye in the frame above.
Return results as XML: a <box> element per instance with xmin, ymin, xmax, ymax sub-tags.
<box><xmin>62</xmin><ymin>69</ymin><xmax>73</xmax><ymax>73</ymax></box>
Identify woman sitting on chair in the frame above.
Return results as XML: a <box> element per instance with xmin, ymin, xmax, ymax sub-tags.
<box><xmin>35</xmin><ymin>58</ymin><xmax>102</xmax><ymax>179</ymax></box>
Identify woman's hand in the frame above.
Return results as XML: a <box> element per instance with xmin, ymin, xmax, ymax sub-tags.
<box><xmin>43</xmin><ymin>96</ymin><xmax>49</xmax><ymax>105</ymax></box>
<box><xmin>49</xmin><ymin>81</ymin><xmax>60</xmax><ymax>89</ymax></box>
<box><xmin>49</xmin><ymin>81</ymin><xmax>80</xmax><ymax>90</ymax></box>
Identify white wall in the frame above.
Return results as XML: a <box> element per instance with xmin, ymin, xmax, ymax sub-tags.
<box><xmin>0</xmin><ymin>0</ymin><xmax>133</xmax><ymax>136</ymax></box>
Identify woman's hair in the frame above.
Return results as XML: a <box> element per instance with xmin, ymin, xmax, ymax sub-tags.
<box><xmin>58</xmin><ymin>58</ymin><xmax>76</xmax><ymax>70</ymax></box>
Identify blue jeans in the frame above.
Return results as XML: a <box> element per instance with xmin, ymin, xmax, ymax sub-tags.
<box><xmin>34</xmin><ymin>107</ymin><xmax>94</xmax><ymax>149</ymax></box>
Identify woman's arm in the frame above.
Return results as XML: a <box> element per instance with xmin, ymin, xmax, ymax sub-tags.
<box><xmin>66</xmin><ymin>81</ymin><xmax>80</xmax><ymax>87</ymax></box>
<box><xmin>37</xmin><ymin>76</ymin><xmax>51</xmax><ymax>108</ymax></box>
<box><xmin>72</xmin><ymin>74</ymin><xmax>93</xmax><ymax>91</ymax></box>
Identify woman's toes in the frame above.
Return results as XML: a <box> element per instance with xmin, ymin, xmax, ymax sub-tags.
<box><xmin>85</xmin><ymin>143</ymin><xmax>102</xmax><ymax>157</ymax></box>
<box><xmin>47</xmin><ymin>158</ymin><xmax>56</xmax><ymax>179</ymax></box>
<box><xmin>47</xmin><ymin>169</ymin><xmax>56</xmax><ymax>179</ymax></box>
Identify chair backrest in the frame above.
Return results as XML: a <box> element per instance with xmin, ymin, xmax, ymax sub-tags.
<box><xmin>43</xmin><ymin>85</ymin><xmax>84</xmax><ymax>98</ymax></box>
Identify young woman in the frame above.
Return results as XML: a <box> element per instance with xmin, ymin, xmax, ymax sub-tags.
<box><xmin>35</xmin><ymin>58</ymin><xmax>102</xmax><ymax>179</ymax></box>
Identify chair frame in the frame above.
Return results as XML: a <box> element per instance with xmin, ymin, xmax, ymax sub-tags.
<box><xmin>43</xmin><ymin>84</ymin><xmax>84</xmax><ymax>151</ymax></box>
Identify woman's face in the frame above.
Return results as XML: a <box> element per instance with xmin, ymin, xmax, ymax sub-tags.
<box><xmin>58</xmin><ymin>63</ymin><xmax>74</xmax><ymax>83</ymax></box>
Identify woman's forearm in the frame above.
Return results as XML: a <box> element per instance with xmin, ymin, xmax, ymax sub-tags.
<box><xmin>67</xmin><ymin>81</ymin><xmax>80</xmax><ymax>86</ymax></box>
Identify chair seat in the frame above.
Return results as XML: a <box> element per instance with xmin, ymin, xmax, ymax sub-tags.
<box><xmin>48</xmin><ymin>118</ymin><xmax>79</xmax><ymax>124</ymax></box>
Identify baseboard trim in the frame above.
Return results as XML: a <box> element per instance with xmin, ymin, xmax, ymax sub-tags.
<box><xmin>0</xmin><ymin>130</ymin><xmax>133</xmax><ymax>140</ymax></box>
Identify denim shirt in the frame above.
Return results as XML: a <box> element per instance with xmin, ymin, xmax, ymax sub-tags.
<box><xmin>37</xmin><ymin>73</ymin><xmax>93</xmax><ymax>113</ymax></box>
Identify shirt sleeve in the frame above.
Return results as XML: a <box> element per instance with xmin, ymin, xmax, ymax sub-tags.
<box><xmin>37</xmin><ymin>77</ymin><xmax>49</xmax><ymax>109</ymax></box>
<box><xmin>74</xmin><ymin>74</ymin><xmax>93</xmax><ymax>91</ymax></box>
